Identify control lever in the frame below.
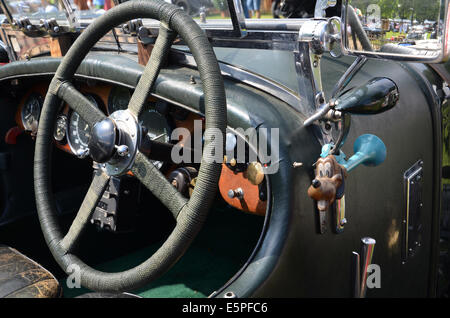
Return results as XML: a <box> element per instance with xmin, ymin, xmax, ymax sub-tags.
<box><xmin>334</xmin><ymin>77</ymin><xmax>399</xmax><ymax>114</ymax></box>
<box><xmin>139</xmin><ymin>131</ymin><xmax>197</xmax><ymax>164</ymax></box>
<box><xmin>304</xmin><ymin>77</ymin><xmax>399</xmax><ymax>126</ymax></box>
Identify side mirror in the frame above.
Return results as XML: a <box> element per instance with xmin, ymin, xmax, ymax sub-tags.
<box><xmin>335</xmin><ymin>77</ymin><xmax>399</xmax><ymax>114</ymax></box>
<box><xmin>342</xmin><ymin>0</ymin><xmax>450</xmax><ymax>63</ymax></box>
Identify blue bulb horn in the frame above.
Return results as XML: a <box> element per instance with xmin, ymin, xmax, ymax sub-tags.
<box><xmin>342</xmin><ymin>134</ymin><xmax>386</xmax><ymax>172</ymax></box>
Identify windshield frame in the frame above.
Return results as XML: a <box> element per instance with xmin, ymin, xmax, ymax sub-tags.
<box><xmin>0</xmin><ymin>0</ymin><xmax>325</xmax><ymax>116</ymax></box>
<box><xmin>0</xmin><ymin>0</ymin><xmax>247</xmax><ymax>36</ymax></box>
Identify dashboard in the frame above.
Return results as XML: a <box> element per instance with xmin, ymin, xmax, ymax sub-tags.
<box><xmin>17</xmin><ymin>83</ymin><xmax>174</xmax><ymax>160</ymax></box>
<box><xmin>13</xmin><ymin>80</ymin><xmax>267</xmax><ymax>217</ymax></box>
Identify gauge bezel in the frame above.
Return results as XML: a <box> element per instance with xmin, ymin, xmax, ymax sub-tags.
<box><xmin>107</xmin><ymin>86</ymin><xmax>132</xmax><ymax>115</ymax></box>
<box><xmin>53</xmin><ymin>114</ymin><xmax>68</xmax><ymax>142</ymax></box>
<box><xmin>21</xmin><ymin>92</ymin><xmax>43</xmax><ymax>134</ymax></box>
<box><xmin>139</xmin><ymin>101</ymin><xmax>175</xmax><ymax>170</ymax></box>
<box><xmin>67</xmin><ymin>110</ymin><xmax>90</xmax><ymax>156</ymax></box>
<box><xmin>66</xmin><ymin>93</ymin><xmax>104</xmax><ymax>156</ymax></box>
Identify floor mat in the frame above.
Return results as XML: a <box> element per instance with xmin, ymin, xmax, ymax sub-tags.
<box><xmin>62</xmin><ymin>205</ymin><xmax>264</xmax><ymax>298</ymax></box>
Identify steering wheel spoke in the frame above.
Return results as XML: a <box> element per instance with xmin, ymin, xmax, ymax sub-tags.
<box><xmin>55</xmin><ymin>81</ymin><xmax>106</xmax><ymax>127</ymax></box>
<box><xmin>59</xmin><ymin>169</ymin><xmax>110</xmax><ymax>254</ymax></box>
<box><xmin>128</xmin><ymin>24</ymin><xmax>177</xmax><ymax>117</ymax></box>
<box><xmin>131</xmin><ymin>151</ymin><xmax>187</xmax><ymax>219</ymax></box>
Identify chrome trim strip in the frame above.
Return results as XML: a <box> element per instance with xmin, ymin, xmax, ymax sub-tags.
<box><xmin>169</xmin><ymin>50</ymin><xmax>302</xmax><ymax>111</ymax></box>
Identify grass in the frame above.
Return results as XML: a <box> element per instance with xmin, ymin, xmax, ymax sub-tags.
<box><xmin>384</xmin><ymin>30</ymin><xmax>432</xmax><ymax>40</ymax></box>
<box><xmin>384</xmin><ymin>31</ymin><xmax>406</xmax><ymax>39</ymax></box>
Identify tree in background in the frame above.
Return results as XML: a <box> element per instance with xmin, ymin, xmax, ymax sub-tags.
<box><xmin>350</xmin><ymin>0</ymin><xmax>440</xmax><ymax>22</ymax></box>
<box><xmin>378</xmin><ymin>0</ymin><xmax>398</xmax><ymax>19</ymax></box>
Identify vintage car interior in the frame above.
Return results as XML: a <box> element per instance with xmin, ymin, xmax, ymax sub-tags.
<box><xmin>0</xmin><ymin>0</ymin><xmax>448</xmax><ymax>299</ymax></box>
<box><xmin>0</xmin><ymin>75</ymin><xmax>266</xmax><ymax>297</ymax></box>
<box><xmin>0</xmin><ymin>0</ymin><xmax>271</xmax><ymax>298</ymax></box>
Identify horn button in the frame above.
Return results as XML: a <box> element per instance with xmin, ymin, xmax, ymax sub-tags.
<box><xmin>88</xmin><ymin>118</ymin><xmax>117</xmax><ymax>163</ymax></box>
<box><xmin>89</xmin><ymin>110</ymin><xmax>140</xmax><ymax>176</ymax></box>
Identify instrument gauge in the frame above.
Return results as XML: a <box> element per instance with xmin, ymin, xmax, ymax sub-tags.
<box><xmin>139</xmin><ymin>105</ymin><xmax>172</xmax><ymax>169</ymax></box>
<box><xmin>53</xmin><ymin>115</ymin><xmax>68</xmax><ymax>141</ymax></box>
<box><xmin>21</xmin><ymin>93</ymin><xmax>43</xmax><ymax>135</ymax></box>
<box><xmin>108</xmin><ymin>86</ymin><xmax>131</xmax><ymax>114</ymax></box>
<box><xmin>67</xmin><ymin>95</ymin><xmax>100</xmax><ymax>156</ymax></box>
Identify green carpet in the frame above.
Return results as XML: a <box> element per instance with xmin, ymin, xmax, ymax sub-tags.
<box><xmin>62</xmin><ymin>205</ymin><xmax>263</xmax><ymax>298</ymax></box>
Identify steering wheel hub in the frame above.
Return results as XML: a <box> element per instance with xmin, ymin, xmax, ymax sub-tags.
<box><xmin>88</xmin><ymin>118</ymin><xmax>117</xmax><ymax>163</ymax></box>
<box><xmin>101</xmin><ymin>109</ymin><xmax>140</xmax><ymax>176</ymax></box>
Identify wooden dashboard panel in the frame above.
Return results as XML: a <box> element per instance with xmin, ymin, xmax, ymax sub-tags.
<box><xmin>218</xmin><ymin>164</ymin><xmax>267</xmax><ymax>216</ymax></box>
<box><xmin>79</xmin><ymin>84</ymin><xmax>112</xmax><ymax>112</ymax></box>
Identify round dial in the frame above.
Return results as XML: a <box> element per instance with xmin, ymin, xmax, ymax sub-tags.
<box><xmin>67</xmin><ymin>95</ymin><xmax>99</xmax><ymax>156</ymax></box>
<box><xmin>140</xmin><ymin>109</ymin><xmax>170</xmax><ymax>142</ymax></box>
<box><xmin>21</xmin><ymin>93</ymin><xmax>43</xmax><ymax>134</ymax></box>
<box><xmin>108</xmin><ymin>86</ymin><xmax>131</xmax><ymax>114</ymax></box>
<box><xmin>53</xmin><ymin>115</ymin><xmax>68</xmax><ymax>142</ymax></box>
<box><xmin>139</xmin><ymin>105</ymin><xmax>171</xmax><ymax>169</ymax></box>
<box><xmin>68</xmin><ymin>111</ymin><xmax>91</xmax><ymax>155</ymax></box>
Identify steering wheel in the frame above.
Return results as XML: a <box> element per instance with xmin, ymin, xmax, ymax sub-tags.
<box><xmin>34</xmin><ymin>0</ymin><xmax>226</xmax><ymax>292</ymax></box>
